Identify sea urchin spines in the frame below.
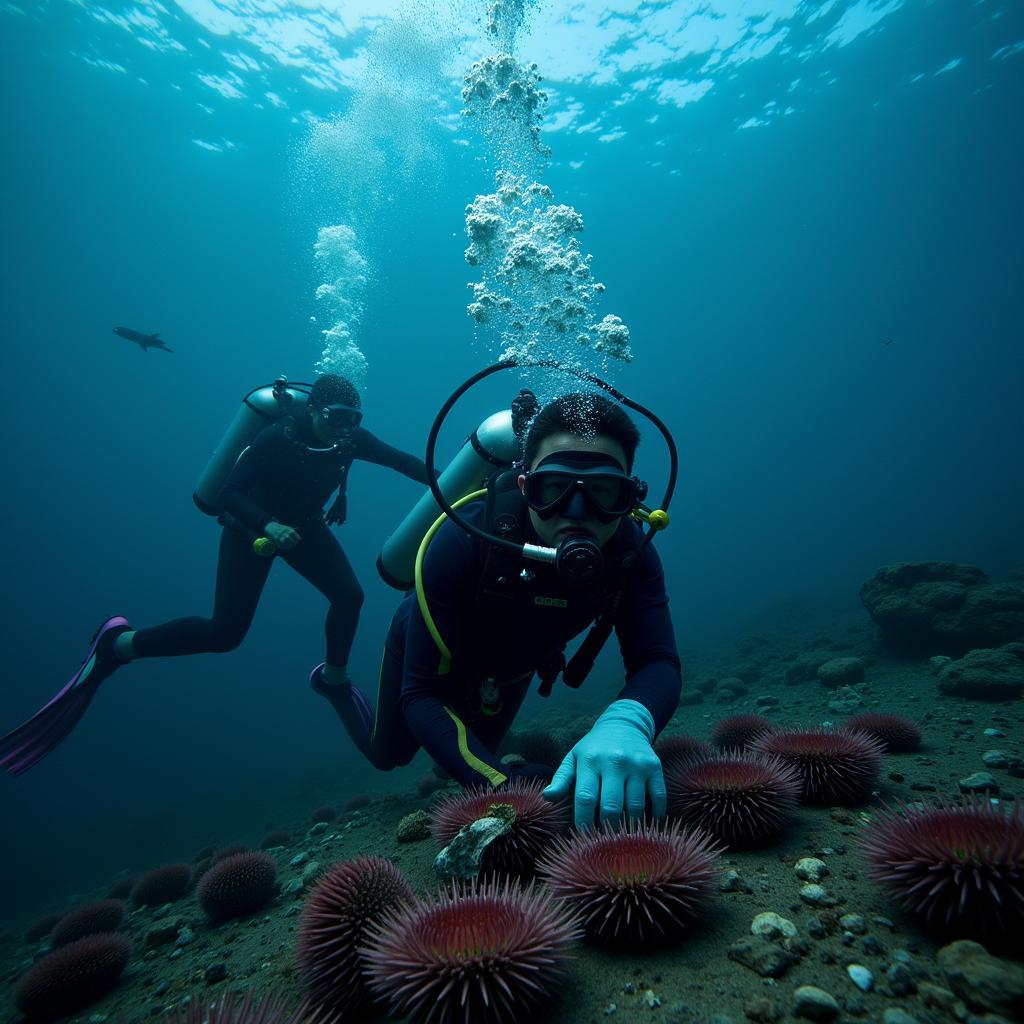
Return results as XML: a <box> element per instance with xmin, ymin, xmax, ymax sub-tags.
<box><xmin>536</xmin><ymin>819</ymin><xmax>721</xmax><ymax>946</ymax></box>
<box><xmin>13</xmin><ymin>932</ymin><xmax>133</xmax><ymax>1017</ymax></box>
<box><xmin>665</xmin><ymin>753</ymin><xmax>801</xmax><ymax>848</ymax></box>
<box><xmin>361</xmin><ymin>877</ymin><xmax>580</xmax><ymax>1024</ymax></box>
<box><xmin>297</xmin><ymin>855</ymin><xmax>414</xmax><ymax>1013</ymax></box>
<box><xmin>170</xmin><ymin>991</ymin><xmax>337</xmax><ymax>1023</ymax></box>
<box><xmin>50</xmin><ymin>900</ymin><xmax>127</xmax><ymax>948</ymax></box>
<box><xmin>710</xmin><ymin>714</ymin><xmax>776</xmax><ymax>751</ymax></box>
<box><xmin>197</xmin><ymin>851</ymin><xmax>278</xmax><ymax>924</ymax></box>
<box><xmin>859</xmin><ymin>799</ymin><xmax>1024</xmax><ymax>936</ymax></box>
<box><xmin>844</xmin><ymin>712</ymin><xmax>922</xmax><ymax>753</ymax></box>
<box><xmin>654</xmin><ymin>734</ymin><xmax>713</xmax><ymax>770</ymax></box>
<box><xmin>430</xmin><ymin>778</ymin><xmax>569</xmax><ymax>876</ymax></box>
<box><xmin>749</xmin><ymin>727</ymin><xmax>884</xmax><ymax>806</ymax></box>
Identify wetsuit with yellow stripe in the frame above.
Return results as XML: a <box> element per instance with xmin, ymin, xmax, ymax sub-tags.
<box><xmin>350</xmin><ymin>501</ymin><xmax>681</xmax><ymax>788</ymax></box>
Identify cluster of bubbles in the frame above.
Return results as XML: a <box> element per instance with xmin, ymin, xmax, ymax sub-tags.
<box><xmin>461</xmin><ymin>55</ymin><xmax>550</xmax><ymax>175</ymax></box>
<box><xmin>461</xmin><ymin>0</ymin><xmax>633</xmax><ymax>387</ymax></box>
<box><xmin>464</xmin><ymin>175</ymin><xmax>632</xmax><ymax>365</ymax></box>
<box><xmin>298</xmin><ymin>11</ymin><xmax>459</xmax><ymax>382</ymax></box>
<box><xmin>312</xmin><ymin>224</ymin><xmax>369</xmax><ymax>385</ymax></box>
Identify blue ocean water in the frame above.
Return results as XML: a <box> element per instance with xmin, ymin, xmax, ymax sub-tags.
<box><xmin>0</xmin><ymin>0</ymin><xmax>1021</xmax><ymax>923</ymax></box>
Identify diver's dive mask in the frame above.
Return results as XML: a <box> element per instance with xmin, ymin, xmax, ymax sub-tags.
<box><xmin>320</xmin><ymin>404</ymin><xmax>363</xmax><ymax>430</ymax></box>
<box><xmin>523</xmin><ymin>451</ymin><xmax>647</xmax><ymax>524</ymax></box>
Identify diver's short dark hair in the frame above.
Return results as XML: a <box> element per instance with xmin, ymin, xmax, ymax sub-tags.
<box><xmin>524</xmin><ymin>392</ymin><xmax>640</xmax><ymax>471</ymax></box>
<box><xmin>309</xmin><ymin>374</ymin><xmax>360</xmax><ymax>410</ymax></box>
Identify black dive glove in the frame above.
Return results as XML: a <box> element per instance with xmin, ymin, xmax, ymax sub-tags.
<box><xmin>325</xmin><ymin>494</ymin><xmax>347</xmax><ymax>526</ymax></box>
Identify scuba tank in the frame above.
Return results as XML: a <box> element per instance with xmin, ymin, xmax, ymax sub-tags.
<box><xmin>193</xmin><ymin>377</ymin><xmax>312</xmax><ymax>516</ymax></box>
<box><xmin>376</xmin><ymin>409</ymin><xmax>519</xmax><ymax>590</ymax></box>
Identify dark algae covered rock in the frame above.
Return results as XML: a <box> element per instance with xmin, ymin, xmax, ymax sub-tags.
<box><xmin>860</xmin><ymin>561</ymin><xmax>1024</xmax><ymax>654</ymax></box>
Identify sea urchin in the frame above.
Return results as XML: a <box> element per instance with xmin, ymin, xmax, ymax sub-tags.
<box><xmin>297</xmin><ymin>856</ymin><xmax>414</xmax><ymax>1014</ymax></box>
<box><xmin>537</xmin><ymin>819</ymin><xmax>721</xmax><ymax>946</ymax></box>
<box><xmin>750</xmin><ymin>727</ymin><xmax>883</xmax><ymax>805</ymax></box>
<box><xmin>430</xmin><ymin>778</ymin><xmax>568</xmax><ymax>876</ymax></box>
<box><xmin>361</xmin><ymin>878</ymin><xmax>580</xmax><ymax>1024</ymax></box>
<box><xmin>859</xmin><ymin>799</ymin><xmax>1024</xmax><ymax>936</ymax></box>
<box><xmin>844</xmin><ymin>712</ymin><xmax>922</xmax><ymax>753</ymax></box>
<box><xmin>666</xmin><ymin>753</ymin><xmax>801</xmax><ymax>847</ymax></box>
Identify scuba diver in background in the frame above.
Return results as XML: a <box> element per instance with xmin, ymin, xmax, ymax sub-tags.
<box><xmin>327</xmin><ymin>390</ymin><xmax>682</xmax><ymax>830</ymax></box>
<box><xmin>0</xmin><ymin>373</ymin><xmax>431</xmax><ymax>776</ymax></box>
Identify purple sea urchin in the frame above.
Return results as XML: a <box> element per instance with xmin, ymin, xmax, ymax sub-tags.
<box><xmin>197</xmin><ymin>851</ymin><xmax>278</xmax><ymax>924</ymax></box>
<box><xmin>537</xmin><ymin>819</ymin><xmax>721</xmax><ymax>946</ymax></box>
<box><xmin>297</xmin><ymin>856</ymin><xmax>414</xmax><ymax>1013</ymax></box>
<box><xmin>430</xmin><ymin>778</ymin><xmax>568</xmax><ymax>875</ymax></box>
<box><xmin>859</xmin><ymin>799</ymin><xmax>1024</xmax><ymax>936</ymax></box>
<box><xmin>750</xmin><ymin>727</ymin><xmax>883</xmax><ymax>805</ymax></box>
<box><xmin>710</xmin><ymin>714</ymin><xmax>775</xmax><ymax>751</ymax></box>
<box><xmin>50</xmin><ymin>900</ymin><xmax>127</xmax><ymax>948</ymax></box>
<box><xmin>844</xmin><ymin>712</ymin><xmax>922</xmax><ymax>753</ymax></box>
<box><xmin>13</xmin><ymin>933</ymin><xmax>133</xmax><ymax>1017</ymax></box>
<box><xmin>362</xmin><ymin>878</ymin><xmax>580</xmax><ymax>1024</ymax></box>
<box><xmin>666</xmin><ymin>752</ymin><xmax>800</xmax><ymax>847</ymax></box>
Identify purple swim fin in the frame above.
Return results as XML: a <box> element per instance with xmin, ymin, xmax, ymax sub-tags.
<box><xmin>309</xmin><ymin>663</ymin><xmax>374</xmax><ymax>751</ymax></box>
<box><xmin>0</xmin><ymin>616</ymin><xmax>130</xmax><ymax>776</ymax></box>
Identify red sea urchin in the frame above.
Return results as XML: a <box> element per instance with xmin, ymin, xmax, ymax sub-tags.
<box><xmin>844</xmin><ymin>712</ymin><xmax>922</xmax><ymax>753</ymax></box>
<box><xmin>361</xmin><ymin>878</ymin><xmax>580</xmax><ymax>1024</ymax></box>
<box><xmin>859</xmin><ymin>799</ymin><xmax>1024</xmax><ymax>936</ymax></box>
<box><xmin>666</xmin><ymin>753</ymin><xmax>801</xmax><ymax>847</ymax></box>
<box><xmin>750</xmin><ymin>727</ymin><xmax>884</xmax><ymax>805</ymax></box>
<box><xmin>198</xmin><ymin>851</ymin><xmax>278</xmax><ymax>924</ymax></box>
<box><xmin>13</xmin><ymin>933</ymin><xmax>133</xmax><ymax>1018</ymax></box>
<box><xmin>430</xmin><ymin>778</ymin><xmax>569</xmax><ymax>876</ymax></box>
<box><xmin>710</xmin><ymin>714</ymin><xmax>775</xmax><ymax>751</ymax></box>
<box><xmin>537</xmin><ymin>819</ymin><xmax>721</xmax><ymax>946</ymax></box>
<box><xmin>297</xmin><ymin>856</ymin><xmax>414</xmax><ymax>1014</ymax></box>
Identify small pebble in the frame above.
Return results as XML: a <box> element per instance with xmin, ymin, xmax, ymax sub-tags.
<box><xmin>644</xmin><ymin>989</ymin><xmax>661</xmax><ymax>1008</ymax></box>
<box><xmin>289</xmin><ymin>852</ymin><xmax>309</xmax><ymax>867</ymax></box>
<box><xmin>204</xmin><ymin>963</ymin><xmax>227</xmax><ymax>984</ymax></box>
<box><xmin>982</xmin><ymin>750</ymin><xmax>1009</xmax><ymax>769</ymax></box>
<box><xmin>721</xmin><ymin>870</ymin><xmax>753</xmax><ymax>893</ymax></box>
<box><xmin>751</xmin><ymin>912</ymin><xmax>798</xmax><ymax>938</ymax></box>
<box><xmin>984</xmin><ymin>728</ymin><xmax>1006</xmax><ymax>738</ymax></box>
<box><xmin>795</xmin><ymin>858</ymin><xmax>829</xmax><ymax>882</ymax></box>
<box><xmin>839</xmin><ymin>914</ymin><xmax>867</xmax><ymax>935</ymax></box>
<box><xmin>799</xmin><ymin>884</ymin><xmax>836</xmax><ymax>907</ymax></box>
<box><xmin>846</xmin><ymin>965</ymin><xmax>874</xmax><ymax>992</ymax></box>
<box><xmin>604</xmin><ymin>1004</ymin><xmax>617</xmax><ymax>1016</ymax></box>
<box><xmin>792</xmin><ymin>985</ymin><xmax>840</xmax><ymax>1021</ymax></box>
<box><xmin>959</xmin><ymin>772</ymin><xmax>999</xmax><ymax>793</ymax></box>
<box><xmin>882</xmin><ymin>1010</ymin><xmax>919</xmax><ymax>1024</ymax></box>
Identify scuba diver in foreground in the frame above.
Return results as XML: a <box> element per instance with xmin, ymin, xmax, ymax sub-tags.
<box><xmin>331</xmin><ymin>379</ymin><xmax>682</xmax><ymax>830</ymax></box>
<box><xmin>0</xmin><ymin>373</ymin><xmax>431</xmax><ymax>776</ymax></box>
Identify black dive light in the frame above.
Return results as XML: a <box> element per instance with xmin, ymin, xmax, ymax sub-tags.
<box><xmin>424</xmin><ymin>360</ymin><xmax>678</xmax><ymax>586</ymax></box>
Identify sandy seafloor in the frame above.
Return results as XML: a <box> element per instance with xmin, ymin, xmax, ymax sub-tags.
<box><xmin>1</xmin><ymin>608</ymin><xmax>1021</xmax><ymax>1024</ymax></box>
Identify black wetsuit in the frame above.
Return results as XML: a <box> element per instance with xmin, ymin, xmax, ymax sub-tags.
<box><xmin>346</xmin><ymin>501</ymin><xmax>681</xmax><ymax>787</ymax></box>
<box><xmin>131</xmin><ymin>417</ymin><xmax>429</xmax><ymax>665</ymax></box>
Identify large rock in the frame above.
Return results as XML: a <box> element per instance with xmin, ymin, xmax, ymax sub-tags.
<box><xmin>817</xmin><ymin>657</ymin><xmax>864</xmax><ymax>688</ymax></box>
<box><xmin>938</xmin><ymin>940</ymin><xmax>1024</xmax><ymax>1017</ymax></box>
<box><xmin>938</xmin><ymin>647</ymin><xmax>1024</xmax><ymax>701</ymax></box>
<box><xmin>860</xmin><ymin>562</ymin><xmax>1024</xmax><ymax>654</ymax></box>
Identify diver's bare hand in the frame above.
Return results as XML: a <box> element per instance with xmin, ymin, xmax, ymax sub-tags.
<box><xmin>264</xmin><ymin>522</ymin><xmax>301</xmax><ymax>549</ymax></box>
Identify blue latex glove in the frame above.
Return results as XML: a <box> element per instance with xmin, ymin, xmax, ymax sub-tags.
<box><xmin>543</xmin><ymin>699</ymin><xmax>666</xmax><ymax>830</ymax></box>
